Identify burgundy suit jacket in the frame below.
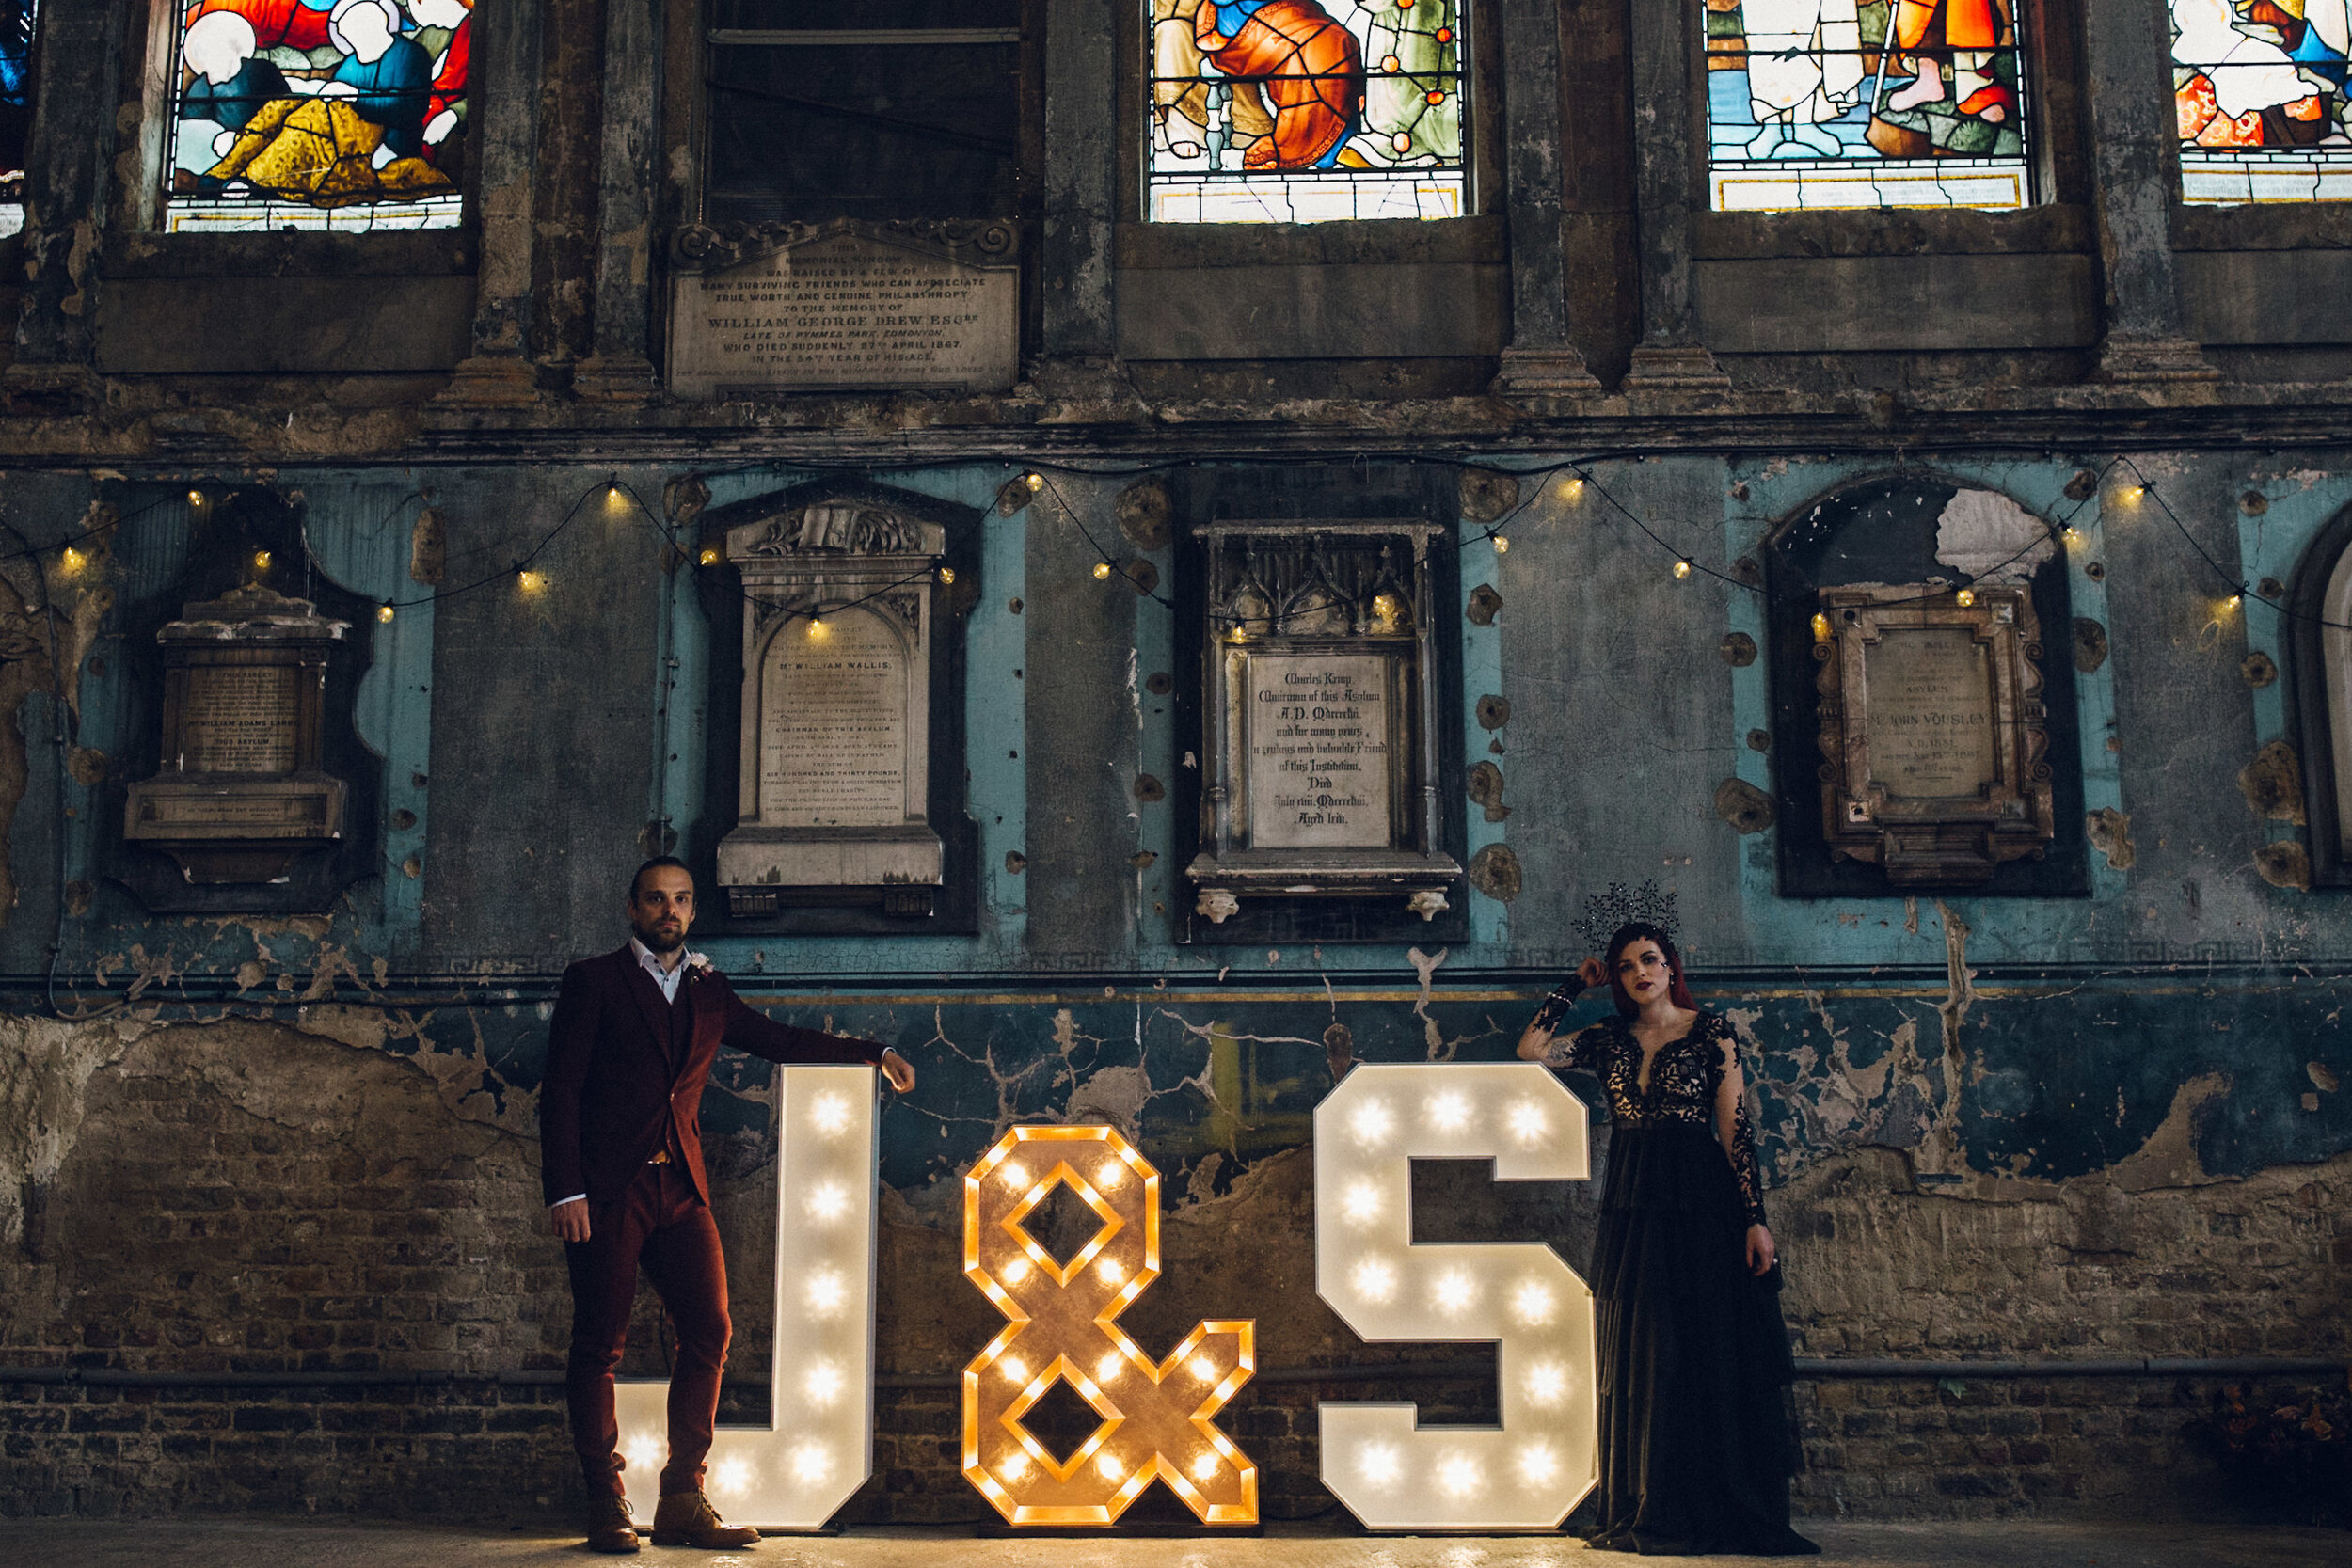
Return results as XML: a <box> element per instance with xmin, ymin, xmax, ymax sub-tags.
<box><xmin>539</xmin><ymin>945</ymin><xmax>883</xmax><ymax>1208</ymax></box>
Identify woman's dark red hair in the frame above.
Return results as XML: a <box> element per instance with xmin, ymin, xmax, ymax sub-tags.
<box><xmin>1604</xmin><ymin>922</ymin><xmax>1695</xmax><ymax>1017</ymax></box>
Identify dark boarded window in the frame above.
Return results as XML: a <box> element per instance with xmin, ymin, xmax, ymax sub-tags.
<box><xmin>706</xmin><ymin>0</ymin><xmax>1021</xmax><ymax>226</ymax></box>
<box><xmin>0</xmin><ymin>0</ymin><xmax>36</xmax><ymax>230</ymax></box>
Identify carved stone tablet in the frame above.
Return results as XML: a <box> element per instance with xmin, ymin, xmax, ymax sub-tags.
<box><xmin>1861</xmin><ymin>628</ymin><xmax>1995</xmax><ymax>800</ymax></box>
<box><xmin>1246</xmin><ymin>654</ymin><xmax>1392</xmax><ymax>849</ymax></box>
<box><xmin>758</xmin><ymin>612</ymin><xmax>909</xmax><ymax>829</ymax></box>
<box><xmin>669</xmin><ymin>223</ymin><xmax>1018</xmax><ymax>398</ymax></box>
<box><xmin>182</xmin><ymin>664</ymin><xmax>300</xmax><ymax>774</ymax></box>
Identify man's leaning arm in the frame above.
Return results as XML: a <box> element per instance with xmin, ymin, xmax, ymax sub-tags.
<box><xmin>539</xmin><ymin>961</ymin><xmax>596</xmax><ymax>1209</ymax></box>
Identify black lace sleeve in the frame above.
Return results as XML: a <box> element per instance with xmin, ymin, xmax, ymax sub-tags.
<box><xmin>1528</xmin><ymin>974</ymin><xmax>1586</xmax><ymax>1036</ymax></box>
<box><xmin>1539</xmin><ymin>1022</ymin><xmax>1605</xmax><ymax>1075</ymax></box>
<box><xmin>1709</xmin><ymin>1019</ymin><xmax>1770</xmax><ymax>1228</ymax></box>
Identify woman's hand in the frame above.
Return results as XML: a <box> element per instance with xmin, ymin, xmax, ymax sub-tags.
<box><xmin>879</xmin><ymin>1048</ymin><xmax>917</xmax><ymax>1094</ymax></box>
<box><xmin>1745</xmin><ymin>1224</ymin><xmax>1776</xmax><ymax>1276</ymax></box>
<box><xmin>1577</xmin><ymin>956</ymin><xmax>1607</xmax><ymax>990</ymax></box>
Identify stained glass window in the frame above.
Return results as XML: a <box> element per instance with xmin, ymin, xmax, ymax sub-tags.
<box><xmin>0</xmin><ymin>1</ymin><xmax>36</xmax><ymax>239</ymax></box>
<box><xmin>2174</xmin><ymin>0</ymin><xmax>2352</xmax><ymax>200</ymax></box>
<box><xmin>166</xmin><ymin>0</ymin><xmax>470</xmax><ymax>232</ymax></box>
<box><xmin>1704</xmin><ymin>0</ymin><xmax>2030</xmax><ymax>210</ymax></box>
<box><xmin>1147</xmin><ymin>0</ymin><xmax>1467</xmax><ymax>223</ymax></box>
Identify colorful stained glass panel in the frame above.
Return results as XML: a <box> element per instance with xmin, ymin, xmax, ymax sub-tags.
<box><xmin>2174</xmin><ymin>0</ymin><xmax>2352</xmax><ymax>201</ymax></box>
<box><xmin>1147</xmin><ymin>0</ymin><xmax>1468</xmax><ymax>224</ymax></box>
<box><xmin>1704</xmin><ymin>0</ymin><xmax>2030</xmax><ymax>211</ymax></box>
<box><xmin>167</xmin><ymin>0</ymin><xmax>470</xmax><ymax>232</ymax></box>
<box><xmin>0</xmin><ymin>1</ymin><xmax>36</xmax><ymax>239</ymax></box>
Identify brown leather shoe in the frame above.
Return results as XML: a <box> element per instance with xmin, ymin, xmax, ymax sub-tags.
<box><xmin>650</xmin><ymin>1491</ymin><xmax>760</xmax><ymax>1549</ymax></box>
<box><xmin>585</xmin><ymin>1495</ymin><xmax>640</xmax><ymax>1554</ymax></box>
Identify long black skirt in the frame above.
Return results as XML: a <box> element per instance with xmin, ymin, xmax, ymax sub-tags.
<box><xmin>1581</xmin><ymin>1122</ymin><xmax>1819</xmax><ymax>1557</ymax></box>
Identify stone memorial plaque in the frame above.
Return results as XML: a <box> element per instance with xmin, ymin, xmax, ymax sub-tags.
<box><xmin>1246</xmin><ymin>654</ymin><xmax>1393</xmax><ymax>849</ymax></box>
<box><xmin>1864</xmin><ymin>628</ymin><xmax>1995</xmax><ymax>799</ymax></box>
<box><xmin>182</xmin><ymin>665</ymin><xmax>300</xmax><ymax>774</ymax></box>
<box><xmin>758</xmin><ymin>613</ymin><xmax>908</xmax><ymax>828</ymax></box>
<box><xmin>670</xmin><ymin>230</ymin><xmax>1018</xmax><ymax>398</ymax></box>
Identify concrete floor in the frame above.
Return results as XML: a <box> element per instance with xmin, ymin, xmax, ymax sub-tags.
<box><xmin>0</xmin><ymin>1521</ymin><xmax>2347</xmax><ymax>1568</ymax></box>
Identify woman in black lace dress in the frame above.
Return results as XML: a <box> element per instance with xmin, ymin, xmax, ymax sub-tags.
<box><xmin>1517</xmin><ymin>922</ymin><xmax>1817</xmax><ymax>1557</ymax></box>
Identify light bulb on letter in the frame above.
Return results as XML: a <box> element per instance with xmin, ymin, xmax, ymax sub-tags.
<box><xmin>1341</xmin><ymin>1179</ymin><xmax>1382</xmax><ymax>1226</ymax></box>
<box><xmin>1511</xmin><ymin>1280</ymin><xmax>1556</xmax><ymax>1325</ymax></box>
<box><xmin>1525</xmin><ymin>1359</ymin><xmax>1568</xmax><ymax>1406</ymax></box>
<box><xmin>1352</xmin><ymin>1258</ymin><xmax>1397</xmax><ymax>1303</ymax></box>
<box><xmin>804</xmin><ymin>1361</ymin><xmax>844</xmax><ymax>1406</ymax></box>
<box><xmin>804</xmin><ymin>1268</ymin><xmax>847</xmax><ymax>1317</ymax></box>
<box><xmin>713</xmin><ymin>1457</ymin><xmax>752</xmax><ymax>1496</ymax></box>
<box><xmin>999</xmin><ymin>1355</ymin><xmax>1027</xmax><ymax>1383</ymax></box>
<box><xmin>1096</xmin><ymin>1161</ymin><xmax>1124</xmax><ymax>1187</ymax></box>
<box><xmin>1437</xmin><ymin>1454</ymin><xmax>1482</xmax><ymax>1498</ymax></box>
<box><xmin>1350</xmin><ymin>1100</ymin><xmax>1393</xmax><ymax>1147</ymax></box>
<box><xmin>805</xmin><ymin>1180</ymin><xmax>850</xmax><ymax>1222</ymax></box>
<box><xmin>1189</xmin><ymin>1354</ymin><xmax>1216</xmax><ymax>1381</ymax></box>
<box><xmin>1517</xmin><ymin>1442</ymin><xmax>1559</xmax><ymax>1484</ymax></box>
<box><xmin>810</xmin><ymin>1091</ymin><xmax>852</xmax><ymax>1134</ymax></box>
<box><xmin>1508</xmin><ymin>1101</ymin><xmax>1547</xmax><ymax>1144</ymax></box>
<box><xmin>1359</xmin><ymin>1443</ymin><xmax>1401</xmax><ymax>1486</ymax></box>
<box><xmin>1001</xmin><ymin>1255</ymin><xmax>1031</xmax><ymax>1285</ymax></box>
<box><xmin>1000</xmin><ymin>1163</ymin><xmax>1028</xmax><ymax>1189</ymax></box>
<box><xmin>1433</xmin><ymin>1269</ymin><xmax>1474</xmax><ymax>1312</ymax></box>
<box><xmin>1096</xmin><ymin>1352</ymin><xmax>1123</xmax><ymax>1384</ymax></box>
<box><xmin>1097</xmin><ymin>1257</ymin><xmax>1125</xmax><ymax>1286</ymax></box>
<box><xmin>1001</xmin><ymin>1449</ymin><xmax>1030</xmax><ymax>1481</ymax></box>
<box><xmin>1097</xmin><ymin>1452</ymin><xmax>1124</xmax><ymax>1481</ymax></box>
<box><xmin>1427</xmin><ymin>1091</ymin><xmax>1470</xmax><ymax>1132</ymax></box>
<box><xmin>792</xmin><ymin>1442</ymin><xmax>832</xmax><ymax>1484</ymax></box>
<box><xmin>1192</xmin><ymin>1450</ymin><xmax>1220</xmax><ymax>1481</ymax></box>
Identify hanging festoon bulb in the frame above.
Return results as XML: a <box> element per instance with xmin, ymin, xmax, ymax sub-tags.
<box><xmin>939</xmin><ymin>566</ymin><xmax>956</xmax><ymax>586</ymax></box>
<box><xmin>376</xmin><ymin>605</ymin><xmax>395</xmax><ymax>624</ymax></box>
<box><xmin>1955</xmin><ymin>587</ymin><xmax>1977</xmax><ymax>608</ymax></box>
<box><xmin>187</xmin><ymin>488</ymin><xmax>206</xmax><ymax>509</ymax></box>
<box><xmin>1672</xmin><ymin>559</ymin><xmax>1693</xmax><ymax>581</ymax></box>
<box><xmin>59</xmin><ymin>546</ymin><xmax>86</xmax><ymax>574</ymax></box>
<box><xmin>1093</xmin><ymin>562</ymin><xmax>1114</xmax><ymax>580</ymax></box>
<box><xmin>1557</xmin><ymin>473</ymin><xmax>1584</xmax><ymax>499</ymax></box>
<box><xmin>1811</xmin><ymin>611</ymin><xmax>1834</xmax><ymax>643</ymax></box>
<box><xmin>1491</xmin><ymin>534</ymin><xmax>1510</xmax><ymax>555</ymax></box>
<box><xmin>252</xmin><ymin>550</ymin><xmax>273</xmax><ymax>576</ymax></box>
<box><xmin>698</xmin><ymin>546</ymin><xmax>722</xmax><ymax>566</ymax></box>
<box><xmin>517</xmin><ymin>568</ymin><xmax>547</xmax><ymax>594</ymax></box>
<box><xmin>1024</xmin><ymin>471</ymin><xmax>1046</xmax><ymax>494</ymax></box>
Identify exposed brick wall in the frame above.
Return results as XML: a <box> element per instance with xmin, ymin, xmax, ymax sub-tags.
<box><xmin>4</xmin><ymin>1017</ymin><xmax>2346</xmax><ymax>1525</ymax></box>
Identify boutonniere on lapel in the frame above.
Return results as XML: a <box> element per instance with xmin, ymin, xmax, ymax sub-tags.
<box><xmin>682</xmin><ymin>952</ymin><xmax>716</xmax><ymax>985</ymax></box>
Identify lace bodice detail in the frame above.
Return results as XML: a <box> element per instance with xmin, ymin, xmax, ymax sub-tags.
<box><xmin>1539</xmin><ymin>1006</ymin><xmax>1769</xmax><ymax>1227</ymax></box>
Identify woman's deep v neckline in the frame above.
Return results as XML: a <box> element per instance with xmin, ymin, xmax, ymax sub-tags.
<box><xmin>1631</xmin><ymin>1018</ymin><xmax>1699</xmax><ymax>1096</ymax></box>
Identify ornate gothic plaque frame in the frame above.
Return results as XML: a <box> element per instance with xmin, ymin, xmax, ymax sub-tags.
<box><xmin>1814</xmin><ymin>584</ymin><xmax>2056</xmax><ymax>887</ymax></box>
<box><xmin>1185</xmin><ymin>520</ymin><xmax>1460</xmax><ymax>927</ymax></box>
<box><xmin>705</xmin><ymin>480</ymin><xmax>976</xmax><ymax>929</ymax></box>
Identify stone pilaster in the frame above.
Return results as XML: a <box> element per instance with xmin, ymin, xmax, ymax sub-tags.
<box><xmin>2081</xmin><ymin>0</ymin><xmax>2217</xmax><ymax>384</ymax></box>
<box><xmin>1621</xmin><ymin>0</ymin><xmax>1729</xmax><ymax>391</ymax></box>
<box><xmin>1489</xmin><ymin>0</ymin><xmax>1600</xmax><ymax>397</ymax></box>
<box><xmin>573</xmin><ymin>0</ymin><xmax>662</xmax><ymax>404</ymax></box>
<box><xmin>435</xmin><ymin>0</ymin><xmax>547</xmax><ymax>407</ymax></box>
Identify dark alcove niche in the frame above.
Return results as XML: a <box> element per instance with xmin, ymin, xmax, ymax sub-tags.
<box><xmin>691</xmin><ymin>476</ymin><xmax>981</xmax><ymax>936</ymax></box>
<box><xmin>106</xmin><ymin>488</ymin><xmax>384</xmax><ymax>915</ymax></box>
<box><xmin>1765</xmin><ymin>474</ymin><xmax>2089</xmax><ymax>898</ymax></box>
<box><xmin>2285</xmin><ymin>502</ymin><xmax>2352</xmax><ymax>888</ymax></box>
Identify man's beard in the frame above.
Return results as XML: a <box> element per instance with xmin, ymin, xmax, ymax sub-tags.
<box><xmin>633</xmin><ymin>919</ymin><xmax>686</xmax><ymax>956</ymax></box>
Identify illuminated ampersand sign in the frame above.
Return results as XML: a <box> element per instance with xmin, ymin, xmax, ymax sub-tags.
<box><xmin>961</xmin><ymin>1125</ymin><xmax>1258</xmax><ymax>1526</ymax></box>
<box><xmin>1315</xmin><ymin>1062</ymin><xmax>1598</xmax><ymax>1530</ymax></box>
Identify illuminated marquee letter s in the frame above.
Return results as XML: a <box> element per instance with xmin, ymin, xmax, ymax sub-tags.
<box><xmin>961</xmin><ymin>1126</ymin><xmax>1258</xmax><ymax>1526</ymax></box>
<box><xmin>614</xmin><ymin>1064</ymin><xmax>879</xmax><ymax>1529</ymax></box>
<box><xmin>1315</xmin><ymin>1062</ymin><xmax>1598</xmax><ymax>1530</ymax></box>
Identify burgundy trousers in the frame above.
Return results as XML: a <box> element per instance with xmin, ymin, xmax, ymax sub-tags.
<box><xmin>563</xmin><ymin>1159</ymin><xmax>731</xmax><ymax>1499</ymax></box>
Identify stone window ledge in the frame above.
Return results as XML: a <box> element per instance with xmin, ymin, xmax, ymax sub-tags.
<box><xmin>1696</xmin><ymin>205</ymin><xmax>2091</xmax><ymax>261</ymax></box>
<box><xmin>1117</xmin><ymin>214</ymin><xmax>1502</xmax><ymax>271</ymax></box>
<box><xmin>100</xmin><ymin>229</ymin><xmax>476</xmax><ymax>280</ymax></box>
<box><xmin>2173</xmin><ymin>203</ymin><xmax>2352</xmax><ymax>253</ymax></box>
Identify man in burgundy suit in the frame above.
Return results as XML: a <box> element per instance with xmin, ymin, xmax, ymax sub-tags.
<box><xmin>542</xmin><ymin>857</ymin><xmax>915</xmax><ymax>1553</ymax></box>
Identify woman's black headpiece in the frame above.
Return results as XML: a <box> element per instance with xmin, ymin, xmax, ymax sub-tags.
<box><xmin>1574</xmin><ymin>880</ymin><xmax>1680</xmax><ymax>956</ymax></box>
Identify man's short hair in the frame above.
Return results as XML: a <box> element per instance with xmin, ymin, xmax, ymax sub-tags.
<box><xmin>629</xmin><ymin>856</ymin><xmax>692</xmax><ymax>900</ymax></box>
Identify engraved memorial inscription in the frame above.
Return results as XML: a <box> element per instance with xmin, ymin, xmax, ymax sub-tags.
<box><xmin>671</xmin><ymin>233</ymin><xmax>1017</xmax><ymax>397</ymax></box>
<box><xmin>1865</xmin><ymin>628</ymin><xmax>1994</xmax><ymax>799</ymax></box>
<box><xmin>1247</xmin><ymin>655</ymin><xmax>1392</xmax><ymax>849</ymax></box>
<box><xmin>759</xmin><ymin>612</ymin><xmax>907</xmax><ymax>828</ymax></box>
<box><xmin>182</xmin><ymin>665</ymin><xmax>300</xmax><ymax>774</ymax></box>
